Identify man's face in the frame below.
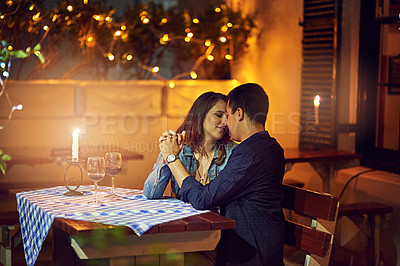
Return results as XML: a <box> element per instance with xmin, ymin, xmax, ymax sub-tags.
<box><xmin>226</xmin><ymin>102</ymin><xmax>239</xmax><ymax>141</ymax></box>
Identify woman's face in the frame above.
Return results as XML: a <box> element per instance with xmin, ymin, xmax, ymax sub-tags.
<box><xmin>203</xmin><ymin>100</ymin><xmax>228</xmax><ymax>142</ymax></box>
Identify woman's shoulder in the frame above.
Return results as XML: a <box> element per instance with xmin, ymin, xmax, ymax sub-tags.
<box><xmin>224</xmin><ymin>141</ymin><xmax>238</xmax><ymax>150</ymax></box>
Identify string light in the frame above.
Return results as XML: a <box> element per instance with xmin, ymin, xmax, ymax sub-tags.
<box><xmin>126</xmin><ymin>54</ymin><xmax>133</xmax><ymax>61</ymax></box>
<box><xmin>29</xmin><ymin>4</ymin><xmax>34</xmax><ymax>10</ymax></box>
<box><xmin>204</xmin><ymin>40</ymin><xmax>212</xmax><ymax>47</ymax></box>
<box><xmin>219</xmin><ymin>37</ymin><xmax>227</xmax><ymax>43</ymax></box>
<box><xmin>227</xmin><ymin>22</ymin><xmax>233</xmax><ymax>27</ymax></box>
<box><xmin>43</xmin><ymin>25</ymin><xmax>49</xmax><ymax>31</ymax></box>
<box><xmin>83</xmin><ymin>0</ymin><xmax>88</xmax><ymax>4</ymax></box>
<box><xmin>221</xmin><ymin>25</ymin><xmax>228</xmax><ymax>32</ymax></box>
<box><xmin>225</xmin><ymin>54</ymin><xmax>233</xmax><ymax>60</ymax></box>
<box><xmin>192</xmin><ymin>18</ymin><xmax>200</xmax><ymax>24</ymax></box>
<box><xmin>32</xmin><ymin>12</ymin><xmax>40</xmax><ymax>21</ymax></box>
<box><xmin>190</xmin><ymin>71</ymin><xmax>197</xmax><ymax>79</ymax></box>
<box><xmin>215</xmin><ymin>7</ymin><xmax>221</xmax><ymax>12</ymax></box>
<box><xmin>107</xmin><ymin>53</ymin><xmax>114</xmax><ymax>61</ymax></box>
<box><xmin>207</xmin><ymin>55</ymin><xmax>214</xmax><ymax>61</ymax></box>
<box><xmin>168</xmin><ymin>81</ymin><xmax>175</xmax><ymax>88</ymax></box>
<box><xmin>114</xmin><ymin>30</ymin><xmax>122</xmax><ymax>37</ymax></box>
<box><xmin>152</xmin><ymin>66</ymin><xmax>159</xmax><ymax>73</ymax></box>
<box><xmin>67</xmin><ymin>5</ymin><xmax>73</xmax><ymax>12</ymax></box>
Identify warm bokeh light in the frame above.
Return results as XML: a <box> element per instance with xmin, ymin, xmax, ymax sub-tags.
<box><xmin>7</xmin><ymin>45</ymin><xmax>13</xmax><ymax>51</ymax></box>
<box><xmin>126</xmin><ymin>54</ymin><xmax>133</xmax><ymax>61</ymax></box>
<box><xmin>192</xmin><ymin>18</ymin><xmax>200</xmax><ymax>24</ymax></box>
<box><xmin>227</xmin><ymin>22</ymin><xmax>233</xmax><ymax>27</ymax></box>
<box><xmin>142</xmin><ymin>17</ymin><xmax>149</xmax><ymax>24</ymax></box>
<box><xmin>225</xmin><ymin>54</ymin><xmax>233</xmax><ymax>60</ymax></box>
<box><xmin>162</xmin><ymin>34</ymin><xmax>169</xmax><ymax>42</ymax></box>
<box><xmin>13</xmin><ymin>104</ymin><xmax>23</xmax><ymax>111</ymax></box>
<box><xmin>168</xmin><ymin>81</ymin><xmax>175</xmax><ymax>88</ymax></box>
<box><xmin>43</xmin><ymin>25</ymin><xmax>49</xmax><ymax>31</ymax></box>
<box><xmin>215</xmin><ymin>7</ymin><xmax>221</xmax><ymax>12</ymax></box>
<box><xmin>83</xmin><ymin>0</ymin><xmax>88</xmax><ymax>4</ymax></box>
<box><xmin>32</xmin><ymin>12</ymin><xmax>40</xmax><ymax>21</ymax></box>
<box><xmin>29</xmin><ymin>4</ymin><xmax>34</xmax><ymax>10</ymax></box>
<box><xmin>184</xmin><ymin>37</ymin><xmax>191</xmax><ymax>42</ymax></box>
<box><xmin>190</xmin><ymin>71</ymin><xmax>197</xmax><ymax>79</ymax></box>
<box><xmin>219</xmin><ymin>37</ymin><xmax>227</xmax><ymax>43</ymax></box>
<box><xmin>105</xmin><ymin>16</ymin><xmax>111</xmax><ymax>22</ymax></box>
<box><xmin>187</xmin><ymin>32</ymin><xmax>193</xmax><ymax>38</ymax></box>
<box><xmin>107</xmin><ymin>53</ymin><xmax>114</xmax><ymax>61</ymax></box>
<box><xmin>114</xmin><ymin>30</ymin><xmax>122</xmax><ymax>36</ymax></box>
<box><xmin>152</xmin><ymin>66</ymin><xmax>160</xmax><ymax>73</ymax></box>
<box><xmin>87</xmin><ymin>36</ymin><xmax>93</xmax><ymax>42</ymax></box>
<box><xmin>232</xmin><ymin>79</ymin><xmax>239</xmax><ymax>86</ymax></box>
<box><xmin>221</xmin><ymin>25</ymin><xmax>228</xmax><ymax>32</ymax></box>
<box><xmin>52</xmin><ymin>14</ymin><xmax>58</xmax><ymax>22</ymax></box>
<box><xmin>93</xmin><ymin>15</ymin><xmax>101</xmax><ymax>21</ymax></box>
<box><xmin>205</xmin><ymin>40</ymin><xmax>212</xmax><ymax>47</ymax></box>
<box><xmin>161</xmin><ymin>18</ymin><xmax>168</xmax><ymax>24</ymax></box>
<box><xmin>207</xmin><ymin>55</ymin><xmax>214</xmax><ymax>61</ymax></box>
<box><xmin>121</xmin><ymin>25</ymin><xmax>126</xmax><ymax>30</ymax></box>
<box><xmin>67</xmin><ymin>5</ymin><xmax>73</xmax><ymax>12</ymax></box>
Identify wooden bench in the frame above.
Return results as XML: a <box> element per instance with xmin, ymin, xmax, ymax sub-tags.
<box><xmin>337</xmin><ymin>202</ymin><xmax>393</xmax><ymax>266</ymax></box>
<box><xmin>283</xmin><ymin>184</ymin><xmax>339</xmax><ymax>266</ymax></box>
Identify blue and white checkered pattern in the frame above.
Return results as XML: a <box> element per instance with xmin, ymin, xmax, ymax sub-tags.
<box><xmin>16</xmin><ymin>186</ymin><xmax>208</xmax><ymax>266</ymax></box>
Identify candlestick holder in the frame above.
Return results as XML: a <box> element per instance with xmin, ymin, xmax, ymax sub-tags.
<box><xmin>63</xmin><ymin>159</ymin><xmax>84</xmax><ymax>196</ymax></box>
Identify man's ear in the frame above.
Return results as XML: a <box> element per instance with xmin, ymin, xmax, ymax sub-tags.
<box><xmin>237</xmin><ymin>108</ymin><xmax>244</xmax><ymax>121</ymax></box>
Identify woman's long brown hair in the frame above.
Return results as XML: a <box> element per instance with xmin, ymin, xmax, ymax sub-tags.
<box><xmin>177</xmin><ymin>92</ymin><xmax>230</xmax><ymax>166</ymax></box>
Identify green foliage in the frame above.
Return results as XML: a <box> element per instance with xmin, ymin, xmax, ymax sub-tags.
<box><xmin>0</xmin><ymin>0</ymin><xmax>256</xmax><ymax>80</ymax></box>
<box><xmin>0</xmin><ymin>149</ymin><xmax>11</xmax><ymax>175</ymax></box>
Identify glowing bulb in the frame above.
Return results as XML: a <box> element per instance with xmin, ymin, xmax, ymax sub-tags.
<box><xmin>32</xmin><ymin>12</ymin><xmax>40</xmax><ymax>21</ymax></box>
<box><xmin>0</xmin><ymin>15</ymin><xmax>4</xmax><ymax>19</ymax></box>
<box><xmin>219</xmin><ymin>37</ymin><xmax>227</xmax><ymax>43</ymax></box>
<box><xmin>29</xmin><ymin>4</ymin><xmax>34</xmax><ymax>10</ymax></box>
<box><xmin>6</xmin><ymin>0</ymin><xmax>12</xmax><ymax>6</ymax></box>
<box><xmin>142</xmin><ymin>17</ymin><xmax>149</xmax><ymax>24</ymax></box>
<box><xmin>43</xmin><ymin>25</ymin><xmax>49</xmax><ymax>31</ymax></box>
<box><xmin>225</xmin><ymin>54</ymin><xmax>233</xmax><ymax>60</ymax></box>
<box><xmin>93</xmin><ymin>15</ymin><xmax>101</xmax><ymax>21</ymax></box>
<box><xmin>192</xmin><ymin>18</ymin><xmax>200</xmax><ymax>24</ymax></box>
<box><xmin>114</xmin><ymin>30</ymin><xmax>122</xmax><ymax>36</ymax></box>
<box><xmin>107</xmin><ymin>53</ymin><xmax>114</xmax><ymax>61</ymax></box>
<box><xmin>162</xmin><ymin>34</ymin><xmax>169</xmax><ymax>42</ymax></box>
<box><xmin>67</xmin><ymin>5</ymin><xmax>73</xmax><ymax>12</ymax></box>
<box><xmin>207</xmin><ymin>55</ymin><xmax>214</xmax><ymax>61</ymax></box>
<box><xmin>105</xmin><ymin>16</ymin><xmax>111</xmax><ymax>22</ymax></box>
<box><xmin>13</xmin><ymin>104</ymin><xmax>23</xmax><ymax>111</ymax></box>
<box><xmin>161</xmin><ymin>18</ymin><xmax>168</xmax><ymax>24</ymax></box>
<box><xmin>168</xmin><ymin>81</ymin><xmax>175</xmax><ymax>88</ymax></box>
<box><xmin>34</xmin><ymin>51</ymin><xmax>41</xmax><ymax>57</ymax></box>
<box><xmin>205</xmin><ymin>40</ymin><xmax>212</xmax><ymax>47</ymax></box>
<box><xmin>190</xmin><ymin>71</ymin><xmax>197</xmax><ymax>79</ymax></box>
<box><xmin>83</xmin><ymin>0</ymin><xmax>88</xmax><ymax>4</ymax></box>
<box><xmin>52</xmin><ymin>14</ymin><xmax>58</xmax><ymax>22</ymax></box>
<box><xmin>152</xmin><ymin>66</ymin><xmax>159</xmax><ymax>73</ymax></box>
<box><xmin>185</xmin><ymin>28</ymin><xmax>191</xmax><ymax>33</ymax></box>
<box><xmin>221</xmin><ymin>25</ymin><xmax>228</xmax><ymax>32</ymax></box>
<box><xmin>126</xmin><ymin>54</ymin><xmax>133</xmax><ymax>61</ymax></box>
<box><xmin>121</xmin><ymin>25</ymin><xmax>126</xmax><ymax>30</ymax></box>
<box><xmin>232</xmin><ymin>79</ymin><xmax>239</xmax><ymax>86</ymax></box>
<box><xmin>187</xmin><ymin>32</ymin><xmax>193</xmax><ymax>38</ymax></box>
<box><xmin>215</xmin><ymin>7</ymin><xmax>221</xmax><ymax>12</ymax></box>
<box><xmin>227</xmin><ymin>22</ymin><xmax>233</xmax><ymax>27</ymax></box>
<box><xmin>87</xmin><ymin>36</ymin><xmax>93</xmax><ymax>42</ymax></box>
<box><xmin>3</xmin><ymin>71</ymin><xmax>9</xmax><ymax>77</ymax></box>
<box><xmin>7</xmin><ymin>45</ymin><xmax>13</xmax><ymax>51</ymax></box>
<box><xmin>184</xmin><ymin>37</ymin><xmax>191</xmax><ymax>42</ymax></box>
<box><xmin>0</xmin><ymin>62</ymin><xmax>5</xmax><ymax>68</ymax></box>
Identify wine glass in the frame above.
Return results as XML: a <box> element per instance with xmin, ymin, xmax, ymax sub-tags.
<box><xmin>105</xmin><ymin>152</ymin><xmax>122</xmax><ymax>198</ymax></box>
<box><xmin>87</xmin><ymin>156</ymin><xmax>105</xmax><ymax>204</ymax></box>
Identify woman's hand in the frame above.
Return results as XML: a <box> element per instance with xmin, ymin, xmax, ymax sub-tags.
<box><xmin>159</xmin><ymin>130</ymin><xmax>185</xmax><ymax>159</ymax></box>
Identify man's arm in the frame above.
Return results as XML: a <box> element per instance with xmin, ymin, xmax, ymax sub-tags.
<box><xmin>158</xmin><ymin>130</ymin><xmax>191</xmax><ymax>187</ymax></box>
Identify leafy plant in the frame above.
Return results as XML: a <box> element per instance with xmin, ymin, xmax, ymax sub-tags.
<box><xmin>0</xmin><ymin>150</ymin><xmax>11</xmax><ymax>175</ymax></box>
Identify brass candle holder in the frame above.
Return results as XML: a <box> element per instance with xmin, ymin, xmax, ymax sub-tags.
<box><xmin>63</xmin><ymin>159</ymin><xmax>84</xmax><ymax>196</ymax></box>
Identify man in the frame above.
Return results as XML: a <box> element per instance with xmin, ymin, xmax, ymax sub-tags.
<box><xmin>159</xmin><ymin>83</ymin><xmax>285</xmax><ymax>265</ymax></box>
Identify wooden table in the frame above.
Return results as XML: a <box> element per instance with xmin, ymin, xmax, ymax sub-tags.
<box><xmin>2</xmin><ymin>146</ymin><xmax>143</xmax><ymax>169</ymax></box>
<box><xmin>52</xmin><ymin>212</ymin><xmax>235</xmax><ymax>266</ymax></box>
<box><xmin>284</xmin><ymin>148</ymin><xmax>362</xmax><ymax>192</ymax></box>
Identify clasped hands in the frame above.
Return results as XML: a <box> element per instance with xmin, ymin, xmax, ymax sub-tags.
<box><xmin>159</xmin><ymin>130</ymin><xmax>186</xmax><ymax>160</ymax></box>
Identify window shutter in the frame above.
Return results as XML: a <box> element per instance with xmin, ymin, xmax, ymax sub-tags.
<box><xmin>299</xmin><ymin>0</ymin><xmax>339</xmax><ymax>149</ymax></box>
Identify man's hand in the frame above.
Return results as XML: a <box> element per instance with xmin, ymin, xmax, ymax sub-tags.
<box><xmin>159</xmin><ymin>130</ymin><xmax>186</xmax><ymax>159</ymax></box>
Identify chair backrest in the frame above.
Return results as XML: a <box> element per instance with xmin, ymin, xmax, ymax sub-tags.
<box><xmin>283</xmin><ymin>184</ymin><xmax>339</xmax><ymax>266</ymax></box>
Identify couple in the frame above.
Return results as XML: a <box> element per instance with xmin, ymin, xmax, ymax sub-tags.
<box><xmin>143</xmin><ymin>83</ymin><xmax>285</xmax><ymax>266</ymax></box>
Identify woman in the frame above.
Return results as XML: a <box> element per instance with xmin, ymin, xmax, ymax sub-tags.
<box><xmin>143</xmin><ymin>92</ymin><xmax>237</xmax><ymax>199</ymax></box>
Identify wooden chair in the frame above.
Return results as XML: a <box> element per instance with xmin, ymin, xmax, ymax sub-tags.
<box><xmin>283</xmin><ymin>184</ymin><xmax>339</xmax><ymax>266</ymax></box>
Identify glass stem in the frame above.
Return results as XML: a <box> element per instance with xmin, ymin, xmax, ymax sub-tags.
<box><xmin>94</xmin><ymin>182</ymin><xmax>98</xmax><ymax>203</ymax></box>
<box><xmin>111</xmin><ymin>176</ymin><xmax>115</xmax><ymax>195</ymax></box>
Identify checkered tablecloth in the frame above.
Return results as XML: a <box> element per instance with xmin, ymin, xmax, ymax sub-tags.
<box><xmin>16</xmin><ymin>186</ymin><xmax>208</xmax><ymax>266</ymax></box>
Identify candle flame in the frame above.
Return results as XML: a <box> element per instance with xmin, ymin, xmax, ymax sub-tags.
<box><xmin>314</xmin><ymin>95</ymin><xmax>320</xmax><ymax>107</ymax></box>
<box><xmin>72</xmin><ymin>128</ymin><xmax>80</xmax><ymax>136</ymax></box>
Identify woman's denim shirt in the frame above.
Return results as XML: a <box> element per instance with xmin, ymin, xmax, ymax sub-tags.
<box><xmin>143</xmin><ymin>142</ymin><xmax>237</xmax><ymax>199</ymax></box>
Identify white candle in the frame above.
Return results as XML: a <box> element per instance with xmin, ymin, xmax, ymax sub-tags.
<box><xmin>314</xmin><ymin>95</ymin><xmax>320</xmax><ymax>125</ymax></box>
<box><xmin>72</xmin><ymin>128</ymin><xmax>80</xmax><ymax>162</ymax></box>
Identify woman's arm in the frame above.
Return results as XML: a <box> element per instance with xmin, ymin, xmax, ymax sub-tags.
<box><xmin>143</xmin><ymin>152</ymin><xmax>173</xmax><ymax>199</ymax></box>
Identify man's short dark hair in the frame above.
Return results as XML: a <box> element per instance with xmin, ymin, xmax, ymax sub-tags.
<box><xmin>227</xmin><ymin>83</ymin><xmax>269</xmax><ymax>125</ymax></box>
